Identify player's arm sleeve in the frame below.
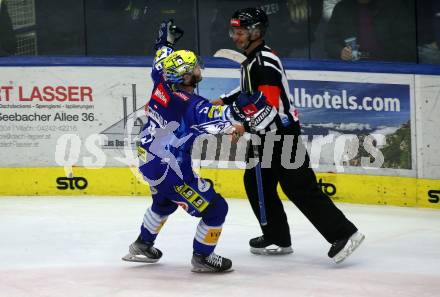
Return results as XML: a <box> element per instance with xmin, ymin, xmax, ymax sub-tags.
<box><xmin>187</xmin><ymin>99</ymin><xmax>237</xmax><ymax>135</ymax></box>
<box><xmin>151</xmin><ymin>46</ymin><xmax>173</xmax><ymax>84</ymax></box>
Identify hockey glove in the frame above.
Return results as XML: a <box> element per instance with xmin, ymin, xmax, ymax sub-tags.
<box><xmin>232</xmin><ymin>91</ymin><xmax>267</xmax><ymax>118</ymax></box>
<box><xmin>154</xmin><ymin>19</ymin><xmax>184</xmax><ymax>50</ymax></box>
<box><xmin>231</xmin><ymin>91</ymin><xmax>277</xmax><ymax>131</ymax></box>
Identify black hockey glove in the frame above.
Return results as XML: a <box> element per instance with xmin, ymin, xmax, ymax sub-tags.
<box><xmin>154</xmin><ymin>19</ymin><xmax>184</xmax><ymax>50</ymax></box>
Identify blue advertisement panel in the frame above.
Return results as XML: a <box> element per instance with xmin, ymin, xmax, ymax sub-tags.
<box><xmin>199</xmin><ymin>73</ymin><xmax>412</xmax><ymax>171</ymax></box>
<box><xmin>290</xmin><ymin>80</ymin><xmax>411</xmax><ymax>170</ymax></box>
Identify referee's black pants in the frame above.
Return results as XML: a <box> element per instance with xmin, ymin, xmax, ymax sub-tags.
<box><xmin>243</xmin><ymin>123</ymin><xmax>358</xmax><ymax>247</ymax></box>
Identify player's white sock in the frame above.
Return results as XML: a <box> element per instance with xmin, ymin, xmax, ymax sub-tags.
<box><xmin>142</xmin><ymin>207</ymin><xmax>168</xmax><ymax>237</ymax></box>
<box><xmin>194</xmin><ymin>219</ymin><xmax>223</xmax><ymax>250</ymax></box>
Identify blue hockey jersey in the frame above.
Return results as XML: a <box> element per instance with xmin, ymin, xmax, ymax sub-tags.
<box><xmin>138</xmin><ymin>46</ymin><xmax>235</xmax><ymax>184</ymax></box>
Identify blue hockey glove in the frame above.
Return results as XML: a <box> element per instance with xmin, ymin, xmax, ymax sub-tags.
<box><xmin>232</xmin><ymin>91</ymin><xmax>267</xmax><ymax>118</ymax></box>
<box><xmin>154</xmin><ymin>19</ymin><xmax>184</xmax><ymax>50</ymax></box>
<box><xmin>230</xmin><ymin>101</ymin><xmax>247</xmax><ymax>122</ymax></box>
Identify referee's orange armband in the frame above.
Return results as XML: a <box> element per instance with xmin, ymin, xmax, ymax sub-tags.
<box><xmin>258</xmin><ymin>85</ymin><xmax>280</xmax><ymax>109</ymax></box>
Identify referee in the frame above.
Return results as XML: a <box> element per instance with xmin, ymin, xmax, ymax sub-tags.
<box><xmin>215</xmin><ymin>7</ymin><xmax>365</xmax><ymax>263</ymax></box>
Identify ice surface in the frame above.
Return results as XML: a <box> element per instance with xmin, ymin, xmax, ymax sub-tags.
<box><xmin>1</xmin><ymin>197</ymin><xmax>439</xmax><ymax>297</ymax></box>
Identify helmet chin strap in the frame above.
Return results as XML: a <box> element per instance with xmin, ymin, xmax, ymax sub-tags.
<box><xmin>242</xmin><ymin>29</ymin><xmax>260</xmax><ymax>51</ymax></box>
<box><xmin>243</xmin><ymin>38</ymin><xmax>257</xmax><ymax>51</ymax></box>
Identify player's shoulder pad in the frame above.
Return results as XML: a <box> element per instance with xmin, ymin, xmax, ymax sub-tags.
<box><xmin>151</xmin><ymin>82</ymin><xmax>172</xmax><ymax>107</ymax></box>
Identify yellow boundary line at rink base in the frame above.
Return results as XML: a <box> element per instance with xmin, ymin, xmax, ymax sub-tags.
<box><xmin>0</xmin><ymin>167</ymin><xmax>439</xmax><ymax>209</ymax></box>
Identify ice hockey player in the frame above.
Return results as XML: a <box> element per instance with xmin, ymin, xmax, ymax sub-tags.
<box><xmin>122</xmin><ymin>20</ymin><xmax>245</xmax><ymax>273</ymax></box>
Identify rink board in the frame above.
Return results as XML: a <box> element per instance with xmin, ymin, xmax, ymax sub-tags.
<box><xmin>0</xmin><ymin>167</ymin><xmax>439</xmax><ymax>209</ymax></box>
<box><xmin>1</xmin><ymin>57</ymin><xmax>440</xmax><ymax>210</ymax></box>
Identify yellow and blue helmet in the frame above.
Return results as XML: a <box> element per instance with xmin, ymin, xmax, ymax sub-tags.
<box><xmin>162</xmin><ymin>50</ymin><xmax>199</xmax><ymax>84</ymax></box>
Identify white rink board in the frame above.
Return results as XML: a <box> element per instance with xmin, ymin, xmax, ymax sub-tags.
<box><xmin>0</xmin><ymin>67</ymin><xmax>152</xmax><ymax>167</ymax></box>
<box><xmin>202</xmin><ymin>68</ymin><xmax>416</xmax><ymax>176</ymax></box>
<box><xmin>2</xmin><ymin>66</ymin><xmax>440</xmax><ymax>181</ymax></box>
<box><xmin>415</xmin><ymin>75</ymin><xmax>440</xmax><ymax>179</ymax></box>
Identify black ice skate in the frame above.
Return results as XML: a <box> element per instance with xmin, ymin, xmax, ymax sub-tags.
<box><xmin>328</xmin><ymin>231</ymin><xmax>365</xmax><ymax>263</ymax></box>
<box><xmin>249</xmin><ymin>235</ymin><xmax>293</xmax><ymax>255</ymax></box>
<box><xmin>122</xmin><ymin>236</ymin><xmax>162</xmax><ymax>263</ymax></box>
<box><xmin>191</xmin><ymin>252</ymin><xmax>233</xmax><ymax>273</ymax></box>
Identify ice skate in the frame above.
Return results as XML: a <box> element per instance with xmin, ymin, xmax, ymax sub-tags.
<box><xmin>191</xmin><ymin>252</ymin><xmax>233</xmax><ymax>273</ymax></box>
<box><xmin>122</xmin><ymin>236</ymin><xmax>162</xmax><ymax>263</ymax></box>
<box><xmin>249</xmin><ymin>235</ymin><xmax>293</xmax><ymax>255</ymax></box>
<box><xmin>328</xmin><ymin>232</ymin><xmax>365</xmax><ymax>263</ymax></box>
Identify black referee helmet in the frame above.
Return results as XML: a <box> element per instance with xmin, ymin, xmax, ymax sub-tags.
<box><xmin>230</xmin><ymin>7</ymin><xmax>269</xmax><ymax>36</ymax></box>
